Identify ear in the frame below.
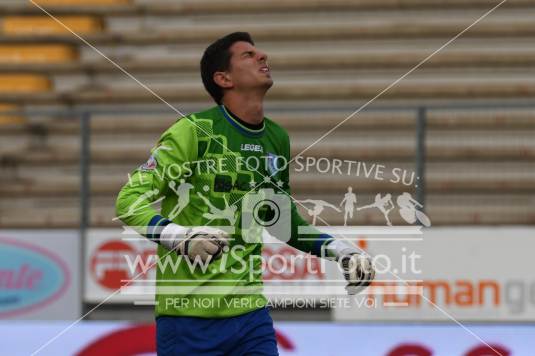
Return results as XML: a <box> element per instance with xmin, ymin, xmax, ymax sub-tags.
<box><xmin>213</xmin><ymin>71</ymin><xmax>233</xmax><ymax>89</ymax></box>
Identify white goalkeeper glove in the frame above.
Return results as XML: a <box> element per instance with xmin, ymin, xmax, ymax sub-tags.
<box><xmin>159</xmin><ymin>223</ymin><xmax>229</xmax><ymax>263</ymax></box>
<box><xmin>326</xmin><ymin>239</ymin><xmax>375</xmax><ymax>295</ymax></box>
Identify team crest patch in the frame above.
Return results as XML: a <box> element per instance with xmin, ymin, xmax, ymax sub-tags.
<box><xmin>140</xmin><ymin>155</ymin><xmax>157</xmax><ymax>171</ymax></box>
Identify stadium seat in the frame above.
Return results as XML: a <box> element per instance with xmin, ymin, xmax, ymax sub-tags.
<box><xmin>2</xmin><ymin>16</ymin><xmax>103</xmax><ymax>35</ymax></box>
<box><xmin>5</xmin><ymin>48</ymin><xmax>535</xmax><ymax>74</ymax></box>
<box><xmin>141</xmin><ymin>0</ymin><xmax>535</xmax><ymax>14</ymax></box>
<box><xmin>32</xmin><ymin>0</ymin><xmax>130</xmax><ymax>5</ymax></box>
<box><xmin>0</xmin><ymin>103</ymin><xmax>24</xmax><ymax>125</ymax></box>
<box><xmin>3</xmin><ymin>80</ymin><xmax>535</xmax><ymax>104</ymax></box>
<box><xmin>0</xmin><ymin>74</ymin><xmax>51</xmax><ymax>92</ymax></box>
<box><xmin>0</xmin><ymin>44</ymin><xmax>78</xmax><ymax>63</ymax></box>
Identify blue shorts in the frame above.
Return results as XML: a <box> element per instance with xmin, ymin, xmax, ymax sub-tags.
<box><xmin>156</xmin><ymin>307</ymin><xmax>279</xmax><ymax>356</ymax></box>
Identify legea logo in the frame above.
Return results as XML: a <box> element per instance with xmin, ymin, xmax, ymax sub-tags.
<box><xmin>0</xmin><ymin>237</ymin><xmax>70</xmax><ymax>318</ymax></box>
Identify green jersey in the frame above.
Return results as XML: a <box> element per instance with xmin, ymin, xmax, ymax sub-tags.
<box><xmin>116</xmin><ymin>105</ymin><xmax>331</xmax><ymax>318</ymax></box>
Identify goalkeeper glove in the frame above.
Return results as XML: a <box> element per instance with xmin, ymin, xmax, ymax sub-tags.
<box><xmin>159</xmin><ymin>224</ymin><xmax>229</xmax><ymax>263</ymax></box>
<box><xmin>325</xmin><ymin>239</ymin><xmax>375</xmax><ymax>295</ymax></box>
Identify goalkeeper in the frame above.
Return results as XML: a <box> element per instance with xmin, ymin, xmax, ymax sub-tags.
<box><xmin>116</xmin><ymin>32</ymin><xmax>374</xmax><ymax>356</ymax></box>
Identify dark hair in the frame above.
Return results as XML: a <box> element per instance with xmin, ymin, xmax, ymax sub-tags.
<box><xmin>200</xmin><ymin>32</ymin><xmax>255</xmax><ymax>104</ymax></box>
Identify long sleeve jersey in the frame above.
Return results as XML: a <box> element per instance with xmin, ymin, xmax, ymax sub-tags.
<box><xmin>116</xmin><ymin>105</ymin><xmax>331</xmax><ymax>317</ymax></box>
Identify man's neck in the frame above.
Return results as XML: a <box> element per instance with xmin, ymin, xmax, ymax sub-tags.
<box><xmin>221</xmin><ymin>93</ymin><xmax>264</xmax><ymax>125</ymax></box>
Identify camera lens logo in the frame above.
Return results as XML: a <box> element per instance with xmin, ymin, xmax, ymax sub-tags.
<box><xmin>242</xmin><ymin>189</ymin><xmax>291</xmax><ymax>243</ymax></box>
<box><xmin>253</xmin><ymin>199</ymin><xmax>280</xmax><ymax>227</ymax></box>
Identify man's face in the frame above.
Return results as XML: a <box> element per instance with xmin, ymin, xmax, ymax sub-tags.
<box><xmin>223</xmin><ymin>41</ymin><xmax>273</xmax><ymax>92</ymax></box>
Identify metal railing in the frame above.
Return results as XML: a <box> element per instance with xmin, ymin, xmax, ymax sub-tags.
<box><xmin>6</xmin><ymin>100</ymin><xmax>535</xmax><ymax>235</ymax></box>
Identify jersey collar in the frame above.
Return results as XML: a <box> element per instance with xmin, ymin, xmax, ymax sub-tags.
<box><xmin>219</xmin><ymin>105</ymin><xmax>265</xmax><ymax>138</ymax></box>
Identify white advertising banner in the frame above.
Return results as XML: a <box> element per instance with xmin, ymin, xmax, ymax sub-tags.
<box><xmin>85</xmin><ymin>229</ymin><xmax>331</xmax><ymax>303</ymax></box>
<box><xmin>0</xmin><ymin>230</ymin><xmax>81</xmax><ymax>320</ymax></box>
<box><xmin>331</xmin><ymin>227</ymin><xmax>535</xmax><ymax>321</ymax></box>
<box><xmin>1</xmin><ymin>321</ymin><xmax>532</xmax><ymax>356</ymax></box>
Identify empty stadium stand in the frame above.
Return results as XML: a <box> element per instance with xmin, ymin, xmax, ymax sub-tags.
<box><xmin>0</xmin><ymin>0</ymin><xmax>534</xmax><ymax>228</ymax></box>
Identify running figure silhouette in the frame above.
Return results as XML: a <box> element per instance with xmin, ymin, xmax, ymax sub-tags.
<box><xmin>339</xmin><ymin>186</ymin><xmax>357</xmax><ymax>226</ymax></box>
